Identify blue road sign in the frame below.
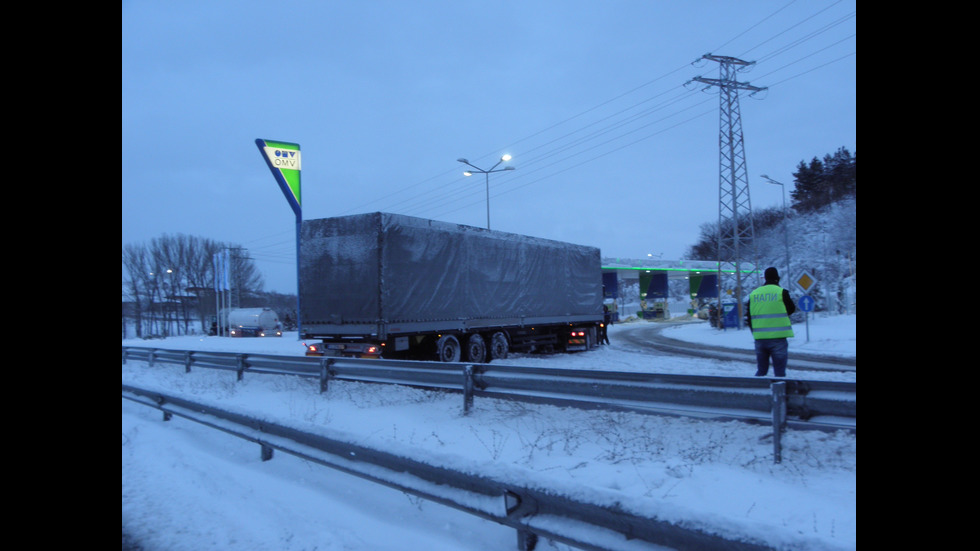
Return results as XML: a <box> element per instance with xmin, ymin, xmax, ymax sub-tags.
<box><xmin>798</xmin><ymin>295</ymin><xmax>815</xmax><ymax>312</ymax></box>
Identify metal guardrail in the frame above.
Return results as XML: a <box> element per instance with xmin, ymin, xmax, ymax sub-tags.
<box><xmin>123</xmin><ymin>383</ymin><xmax>780</xmax><ymax>551</ymax></box>
<box><xmin>123</xmin><ymin>346</ymin><xmax>855</xmax><ymax>549</ymax></box>
<box><xmin>122</xmin><ymin>346</ymin><xmax>856</xmax><ymax>434</ymax></box>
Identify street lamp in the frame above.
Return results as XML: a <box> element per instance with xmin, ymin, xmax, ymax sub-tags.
<box><xmin>457</xmin><ymin>155</ymin><xmax>515</xmax><ymax>229</ymax></box>
<box><xmin>760</xmin><ymin>174</ymin><xmax>791</xmax><ymax>280</ymax></box>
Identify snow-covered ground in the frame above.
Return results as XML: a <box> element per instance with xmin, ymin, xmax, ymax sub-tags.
<box><xmin>122</xmin><ymin>314</ymin><xmax>856</xmax><ymax>551</ymax></box>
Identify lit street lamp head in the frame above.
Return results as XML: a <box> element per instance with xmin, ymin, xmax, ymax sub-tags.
<box><xmin>456</xmin><ymin>154</ymin><xmax>516</xmax><ymax>230</ymax></box>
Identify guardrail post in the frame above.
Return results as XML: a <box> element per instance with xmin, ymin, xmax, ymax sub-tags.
<box><xmin>261</xmin><ymin>444</ymin><xmax>274</xmax><ymax>461</ymax></box>
<box><xmin>122</xmin><ymin>349</ymin><xmax>127</xmax><ymax>364</ymax></box>
<box><xmin>771</xmin><ymin>381</ymin><xmax>787</xmax><ymax>464</ymax></box>
<box><xmin>320</xmin><ymin>358</ymin><xmax>334</xmax><ymax>393</ymax></box>
<box><xmin>184</xmin><ymin>351</ymin><xmax>192</xmax><ymax>373</ymax></box>
<box><xmin>463</xmin><ymin>365</ymin><xmax>474</xmax><ymax>415</ymax></box>
<box><xmin>155</xmin><ymin>396</ymin><xmax>172</xmax><ymax>421</ymax></box>
<box><xmin>148</xmin><ymin>350</ymin><xmax>155</xmax><ymax>367</ymax></box>
<box><xmin>517</xmin><ymin>530</ymin><xmax>537</xmax><ymax>551</ymax></box>
<box><xmin>504</xmin><ymin>490</ymin><xmax>538</xmax><ymax>550</ymax></box>
<box><xmin>236</xmin><ymin>354</ymin><xmax>245</xmax><ymax>382</ymax></box>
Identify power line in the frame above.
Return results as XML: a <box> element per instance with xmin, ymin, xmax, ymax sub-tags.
<box><xmin>246</xmin><ymin>2</ymin><xmax>855</xmax><ymax>244</ymax></box>
<box><xmin>710</xmin><ymin>0</ymin><xmax>804</xmax><ymax>53</ymax></box>
<box><xmin>417</xmin><ymin>62</ymin><xmax>850</xmax><ymax>223</ymax></box>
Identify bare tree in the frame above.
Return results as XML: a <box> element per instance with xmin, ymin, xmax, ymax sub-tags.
<box><xmin>122</xmin><ymin>243</ymin><xmax>151</xmax><ymax>338</ymax></box>
<box><xmin>123</xmin><ymin>234</ymin><xmax>267</xmax><ymax>337</ymax></box>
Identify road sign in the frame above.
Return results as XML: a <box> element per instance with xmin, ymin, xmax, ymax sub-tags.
<box><xmin>798</xmin><ymin>295</ymin><xmax>815</xmax><ymax>312</ymax></box>
<box><xmin>795</xmin><ymin>270</ymin><xmax>818</xmax><ymax>294</ymax></box>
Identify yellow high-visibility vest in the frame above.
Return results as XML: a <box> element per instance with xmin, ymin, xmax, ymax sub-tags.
<box><xmin>748</xmin><ymin>284</ymin><xmax>794</xmax><ymax>339</ymax></box>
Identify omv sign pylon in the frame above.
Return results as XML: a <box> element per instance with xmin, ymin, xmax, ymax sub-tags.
<box><xmin>256</xmin><ymin>139</ymin><xmax>301</xmax><ymax>217</ymax></box>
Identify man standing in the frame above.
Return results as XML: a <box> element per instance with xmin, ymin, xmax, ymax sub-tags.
<box><xmin>745</xmin><ymin>267</ymin><xmax>796</xmax><ymax>377</ymax></box>
<box><xmin>598</xmin><ymin>305</ymin><xmax>612</xmax><ymax>345</ymax></box>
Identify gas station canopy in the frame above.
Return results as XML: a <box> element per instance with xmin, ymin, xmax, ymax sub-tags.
<box><xmin>601</xmin><ymin>258</ymin><xmax>758</xmax><ymax>281</ymax></box>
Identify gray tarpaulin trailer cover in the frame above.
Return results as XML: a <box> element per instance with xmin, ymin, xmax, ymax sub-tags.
<box><xmin>299</xmin><ymin>212</ymin><xmax>603</xmax><ymax>356</ymax></box>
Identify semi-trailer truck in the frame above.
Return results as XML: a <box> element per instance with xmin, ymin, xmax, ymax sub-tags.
<box><xmin>222</xmin><ymin>307</ymin><xmax>283</xmax><ymax>337</ymax></box>
<box><xmin>300</xmin><ymin>212</ymin><xmax>603</xmax><ymax>362</ymax></box>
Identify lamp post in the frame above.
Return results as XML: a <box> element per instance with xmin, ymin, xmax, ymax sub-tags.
<box><xmin>760</xmin><ymin>174</ymin><xmax>791</xmax><ymax>280</ymax></box>
<box><xmin>457</xmin><ymin>155</ymin><xmax>515</xmax><ymax>229</ymax></box>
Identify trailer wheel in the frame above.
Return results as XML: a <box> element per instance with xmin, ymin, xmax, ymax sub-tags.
<box><xmin>465</xmin><ymin>334</ymin><xmax>487</xmax><ymax>363</ymax></box>
<box><xmin>436</xmin><ymin>334</ymin><xmax>461</xmax><ymax>363</ymax></box>
<box><xmin>488</xmin><ymin>331</ymin><xmax>508</xmax><ymax>361</ymax></box>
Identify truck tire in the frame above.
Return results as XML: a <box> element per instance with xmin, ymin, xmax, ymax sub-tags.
<box><xmin>436</xmin><ymin>334</ymin><xmax>461</xmax><ymax>363</ymax></box>
<box><xmin>464</xmin><ymin>334</ymin><xmax>487</xmax><ymax>363</ymax></box>
<box><xmin>488</xmin><ymin>331</ymin><xmax>508</xmax><ymax>361</ymax></box>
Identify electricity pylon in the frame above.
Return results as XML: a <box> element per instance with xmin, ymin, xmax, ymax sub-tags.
<box><xmin>690</xmin><ymin>54</ymin><xmax>766</xmax><ymax>329</ymax></box>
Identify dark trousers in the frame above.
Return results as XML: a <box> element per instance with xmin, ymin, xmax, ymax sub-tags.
<box><xmin>754</xmin><ymin>338</ymin><xmax>789</xmax><ymax>377</ymax></box>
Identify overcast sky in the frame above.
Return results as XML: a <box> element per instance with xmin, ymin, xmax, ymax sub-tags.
<box><xmin>122</xmin><ymin>0</ymin><xmax>856</xmax><ymax>293</ymax></box>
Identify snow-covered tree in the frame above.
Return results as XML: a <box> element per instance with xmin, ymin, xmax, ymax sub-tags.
<box><xmin>684</xmin><ymin>148</ymin><xmax>856</xmax><ymax>315</ymax></box>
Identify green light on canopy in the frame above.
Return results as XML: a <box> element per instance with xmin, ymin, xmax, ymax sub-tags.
<box><xmin>600</xmin><ymin>266</ymin><xmax>753</xmax><ymax>274</ymax></box>
<box><xmin>256</xmin><ymin>139</ymin><xmax>301</xmax><ymax>217</ymax></box>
